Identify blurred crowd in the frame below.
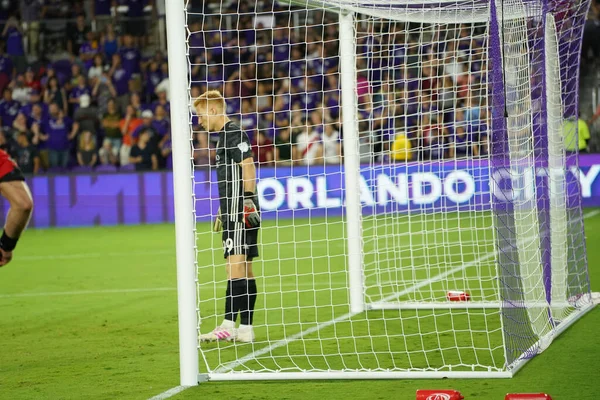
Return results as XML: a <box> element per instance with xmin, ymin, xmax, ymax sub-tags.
<box><xmin>0</xmin><ymin>0</ymin><xmax>166</xmax><ymax>174</ymax></box>
<box><xmin>0</xmin><ymin>0</ymin><xmax>597</xmax><ymax>175</ymax></box>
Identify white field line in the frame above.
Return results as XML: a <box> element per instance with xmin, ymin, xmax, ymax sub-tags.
<box><xmin>147</xmin><ymin>385</ymin><xmax>190</xmax><ymax>400</ymax></box>
<box><xmin>213</xmin><ymin>208</ymin><xmax>600</xmax><ymax>374</ymax></box>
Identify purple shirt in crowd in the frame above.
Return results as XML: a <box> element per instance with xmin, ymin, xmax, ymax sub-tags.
<box><xmin>273</xmin><ymin>38</ymin><xmax>290</xmax><ymax>63</ymax></box>
<box><xmin>43</xmin><ymin>116</ymin><xmax>73</xmax><ymax>151</ymax></box>
<box><xmin>145</xmin><ymin>69</ymin><xmax>162</xmax><ymax>97</ymax></box>
<box><xmin>19</xmin><ymin>102</ymin><xmax>49</xmax><ymax>118</ymax></box>
<box><xmin>119</xmin><ymin>47</ymin><xmax>141</xmax><ymax>75</ymax></box>
<box><xmin>112</xmin><ymin>67</ymin><xmax>130</xmax><ymax>96</ymax></box>
<box><xmin>226</xmin><ymin>98</ymin><xmax>241</xmax><ymax>116</ymax></box>
<box><xmin>151</xmin><ymin>101</ymin><xmax>170</xmax><ymax>114</ymax></box>
<box><xmin>125</xmin><ymin>0</ymin><xmax>146</xmax><ymax>17</ymax></box>
<box><xmin>79</xmin><ymin>42</ymin><xmax>98</xmax><ymax>70</ymax></box>
<box><xmin>0</xmin><ymin>55</ymin><xmax>13</xmax><ymax>76</ymax></box>
<box><xmin>5</xmin><ymin>27</ymin><xmax>24</xmax><ymax>56</ymax></box>
<box><xmin>0</xmin><ymin>99</ymin><xmax>20</xmax><ymax>127</ymax></box>
<box><xmin>95</xmin><ymin>0</ymin><xmax>112</xmax><ymax>16</ymax></box>
<box><xmin>151</xmin><ymin>118</ymin><xmax>170</xmax><ymax>137</ymax></box>
<box><xmin>69</xmin><ymin>86</ymin><xmax>91</xmax><ymax>113</ymax></box>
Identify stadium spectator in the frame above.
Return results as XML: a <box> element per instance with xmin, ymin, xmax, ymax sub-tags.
<box><xmin>102</xmin><ymin>98</ymin><xmax>122</xmax><ymax>151</ymax></box>
<box><xmin>294</xmin><ymin>125</ymin><xmax>322</xmax><ymax>166</ymax></box>
<box><xmin>152</xmin><ymin>104</ymin><xmax>170</xmax><ymax>144</ymax></box>
<box><xmin>119</xmin><ymin>34</ymin><xmax>142</xmax><ymax>76</ymax></box>
<box><xmin>160</xmin><ymin>133</ymin><xmax>172</xmax><ymax>169</ymax></box>
<box><xmin>273</xmin><ymin>121</ymin><xmax>292</xmax><ymax>165</ymax></box>
<box><xmin>100</xmin><ymin>23</ymin><xmax>119</xmax><ymax>60</ymax></box>
<box><xmin>449</xmin><ymin>124</ymin><xmax>478</xmax><ymax>159</ymax></box>
<box><xmin>20</xmin><ymin>88</ymin><xmax>47</xmax><ymax>119</ymax></box>
<box><xmin>14</xmin><ymin>132</ymin><xmax>40</xmax><ymax>174</ymax></box>
<box><xmin>23</xmin><ymin>68</ymin><xmax>41</xmax><ymax>93</ymax></box>
<box><xmin>109</xmin><ymin>53</ymin><xmax>131</xmax><ymax>102</ymax></box>
<box><xmin>251</xmin><ymin>129</ymin><xmax>274</xmax><ymax>166</ymax></box>
<box><xmin>129</xmin><ymin>129</ymin><xmax>157</xmax><ymax>171</ymax></box>
<box><xmin>122</xmin><ymin>0</ymin><xmax>151</xmax><ymax>48</ymax></box>
<box><xmin>79</xmin><ymin>32</ymin><xmax>100</xmax><ymax>71</ymax></box>
<box><xmin>151</xmin><ymin>86</ymin><xmax>169</xmax><ymax>114</ymax></box>
<box><xmin>98</xmin><ymin>138</ymin><xmax>119</xmax><ymax>166</ymax></box>
<box><xmin>11</xmin><ymin>113</ymin><xmax>33</xmax><ymax>141</ymax></box>
<box><xmin>91</xmin><ymin>68</ymin><xmax>117</xmax><ymax>115</ymax></box>
<box><xmin>20</xmin><ymin>0</ymin><xmax>44</xmax><ymax>59</ymax></box>
<box><xmin>193</xmin><ymin>130</ymin><xmax>211</xmax><ymax>167</ymax></box>
<box><xmin>10</xmin><ymin>74</ymin><xmax>30</xmax><ymax>105</ymax></box>
<box><xmin>43</xmin><ymin>76</ymin><xmax>68</xmax><ymax>116</ymax></box>
<box><xmin>0</xmin><ymin>129</ymin><xmax>16</xmax><ymax>157</ymax></box>
<box><xmin>0</xmin><ymin>88</ymin><xmax>22</xmax><ymax>129</ymax></box>
<box><xmin>67</xmin><ymin>14</ymin><xmax>89</xmax><ymax>57</ymax></box>
<box><xmin>119</xmin><ymin>104</ymin><xmax>142</xmax><ymax>165</ymax></box>
<box><xmin>0</xmin><ymin>42</ymin><xmax>14</xmax><ymax>94</ymax></box>
<box><xmin>144</xmin><ymin>60</ymin><xmax>162</xmax><ymax>103</ymax></box>
<box><xmin>77</xmin><ymin>130</ymin><xmax>97</xmax><ymax>167</ymax></box>
<box><xmin>92</xmin><ymin>0</ymin><xmax>113</xmax><ymax>34</ymax></box>
<box><xmin>27</xmin><ymin>103</ymin><xmax>44</xmax><ymax>131</ymax></box>
<box><xmin>132</xmin><ymin>109</ymin><xmax>158</xmax><ymax>147</ymax></box>
<box><xmin>154</xmin><ymin>63</ymin><xmax>170</xmax><ymax>100</ymax></box>
<box><xmin>2</xmin><ymin>17</ymin><xmax>26</xmax><ymax>73</ymax></box>
<box><xmin>68</xmin><ymin>75</ymin><xmax>91</xmax><ymax>114</ymax></box>
<box><xmin>40</xmin><ymin>64</ymin><xmax>56</xmax><ymax>90</ymax></box>
<box><xmin>43</xmin><ymin>102</ymin><xmax>78</xmax><ymax>169</ymax></box>
<box><xmin>69</xmin><ymin>64</ymin><xmax>85</xmax><ymax>89</ymax></box>
<box><xmin>322</xmin><ymin>122</ymin><xmax>341</xmax><ymax>164</ymax></box>
<box><xmin>88</xmin><ymin>55</ymin><xmax>104</xmax><ymax>83</ymax></box>
<box><xmin>74</xmin><ymin>94</ymin><xmax>98</xmax><ymax>135</ymax></box>
<box><xmin>564</xmin><ymin>114</ymin><xmax>591</xmax><ymax>153</ymax></box>
<box><xmin>390</xmin><ymin>130</ymin><xmax>412</xmax><ymax>162</ymax></box>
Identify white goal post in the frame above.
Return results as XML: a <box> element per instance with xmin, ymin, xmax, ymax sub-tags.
<box><xmin>166</xmin><ymin>0</ymin><xmax>596</xmax><ymax>385</ymax></box>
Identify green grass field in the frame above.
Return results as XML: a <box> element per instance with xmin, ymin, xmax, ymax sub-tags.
<box><xmin>0</xmin><ymin>210</ymin><xmax>598</xmax><ymax>400</ymax></box>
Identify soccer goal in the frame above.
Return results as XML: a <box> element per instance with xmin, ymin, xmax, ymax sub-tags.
<box><xmin>165</xmin><ymin>0</ymin><xmax>596</xmax><ymax>385</ymax></box>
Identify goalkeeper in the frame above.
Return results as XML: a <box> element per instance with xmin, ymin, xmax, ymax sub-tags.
<box><xmin>194</xmin><ymin>90</ymin><xmax>260</xmax><ymax>343</ymax></box>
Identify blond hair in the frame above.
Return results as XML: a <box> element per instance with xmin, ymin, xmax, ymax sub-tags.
<box><xmin>193</xmin><ymin>90</ymin><xmax>226</xmax><ymax>111</ymax></box>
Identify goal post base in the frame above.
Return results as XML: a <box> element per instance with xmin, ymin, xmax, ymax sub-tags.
<box><xmin>507</xmin><ymin>299</ymin><xmax>598</xmax><ymax>375</ymax></box>
<box><xmin>201</xmin><ymin>370</ymin><xmax>513</xmax><ymax>381</ymax></box>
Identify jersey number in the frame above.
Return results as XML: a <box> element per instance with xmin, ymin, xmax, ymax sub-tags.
<box><xmin>223</xmin><ymin>238</ymin><xmax>234</xmax><ymax>253</ymax></box>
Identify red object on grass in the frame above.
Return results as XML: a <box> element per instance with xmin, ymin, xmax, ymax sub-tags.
<box><xmin>416</xmin><ymin>389</ymin><xmax>464</xmax><ymax>400</ymax></box>
<box><xmin>446</xmin><ymin>291</ymin><xmax>470</xmax><ymax>301</ymax></box>
<box><xmin>505</xmin><ymin>395</ymin><xmax>553</xmax><ymax>400</ymax></box>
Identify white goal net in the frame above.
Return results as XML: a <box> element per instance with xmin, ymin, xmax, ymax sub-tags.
<box><xmin>166</xmin><ymin>0</ymin><xmax>595</xmax><ymax>382</ymax></box>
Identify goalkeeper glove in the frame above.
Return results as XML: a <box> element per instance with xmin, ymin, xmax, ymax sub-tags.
<box><xmin>243</xmin><ymin>192</ymin><xmax>260</xmax><ymax>228</ymax></box>
<box><xmin>213</xmin><ymin>207</ymin><xmax>222</xmax><ymax>232</ymax></box>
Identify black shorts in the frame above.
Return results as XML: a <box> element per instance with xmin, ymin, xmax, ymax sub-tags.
<box><xmin>222</xmin><ymin>220</ymin><xmax>259</xmax><ymax>260</ymax></box>
<box><xmin>0</xmin><ymin>167</ymin><xmax>25</xmax><ymax>183</ymax></box>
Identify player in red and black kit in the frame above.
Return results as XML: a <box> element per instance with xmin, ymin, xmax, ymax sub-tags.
<box><xmin>0</xmin><ymin>148</ymin><xmax>33</xmax><ymax>267</ymax></box>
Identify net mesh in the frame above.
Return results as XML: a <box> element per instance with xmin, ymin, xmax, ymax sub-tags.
<box><xmin>187</xmin><ymin>0</ymin><xmax>592</xmax><ymax>376</ymax></box>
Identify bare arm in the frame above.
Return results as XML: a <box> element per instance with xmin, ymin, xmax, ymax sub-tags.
<box><xmin>240</xmin><ymin>156</ymin><xmax>256</xmax><ymax>194</ymax></box>
<box><xmin>151</xmin><ymin>154</ymin><xmax>158</xmax><ymax>170</ymax></box>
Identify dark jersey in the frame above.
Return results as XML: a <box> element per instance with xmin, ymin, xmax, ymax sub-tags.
<box><xmin>215</xmin><ymin>121</ymin><xmax>253</xmax><ymax>223</ymax></box>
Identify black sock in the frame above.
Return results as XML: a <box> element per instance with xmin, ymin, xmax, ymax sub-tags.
<box><xmin>247</xmin><ymin>279</ymin><xmax>258</xmax><ymax>325</ymax></box>
<box><xmin>231</xmin><ymin>278</ymin><xmax>248</xmax><ymax>324</ymax></box>
<box><xmin>224</xmin><ymin>280</ymin><xmax>237</xmax><ymax>322</ymax></box>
